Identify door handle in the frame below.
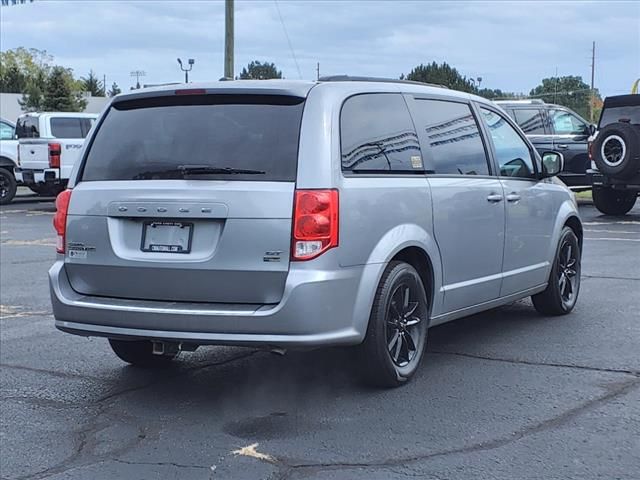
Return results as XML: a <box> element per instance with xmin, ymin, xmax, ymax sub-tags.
<box><xmin>486</xmin><ymin>193</ymin><xmax>503</xmax><ymax>203</ymax></box>
<box><xmin>556</xmin><ymin>144</ymin><xmax>568</xmax><ymax>149</ymax></box>
<box><xmin>506</xmin><ymin>193</ymin><xmax>521</xmax><ymax>202</ymax></box>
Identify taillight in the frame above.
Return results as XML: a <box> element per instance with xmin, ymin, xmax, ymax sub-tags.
<box><xmin>588</xmin><ymin>141</ymin><xmax>593</xmax><ymax>161</ymax></box>
<box><xmin>48</xmin><ymin>142</ymin><xmax>61</xmax><ymax>168</ymax></box>
<box><xmin>292</xmin><ymin>189</ymin><xmax>339</xmax><ymax>261</ymax></box>
<box><xmin>53</xmin><ymin>189</ymin><xmax>72</xmax><ymax>253</ymax></box>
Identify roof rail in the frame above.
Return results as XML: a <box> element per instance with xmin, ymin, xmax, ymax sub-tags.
<box><xmin>318</xmin><ymin>75</ymin><xmax>448</xmax><ymax>89</ymax></box>
<box><xmin>494</xmin><ymin>99</ymin><xmax>545</xmax><ymax>104</ymax></box>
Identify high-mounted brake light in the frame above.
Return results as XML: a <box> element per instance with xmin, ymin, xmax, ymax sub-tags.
<box><xmin>53</xmin><ymin>189</ymin><xmax>72</xmax><ymax>254</ymax></box>
<box><xmin>292</xmin><ymin>189</ymin><xmax>339</xmax><ymax>261</ymax></box>
<box><xmin>175</xmin><ymin>89</ymin><xmax>207</xmax><ymax>96</ymax></box>
<box><xmin>48</xmin><ymin>142</ymin><xmax>61</xmax><ymax>168</ymax></box>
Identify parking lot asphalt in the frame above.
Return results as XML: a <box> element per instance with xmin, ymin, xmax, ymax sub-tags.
<box><xmin>1</xmin><ymin>189</ymin><xmax>639</xmax><ymax>480</ymax></box>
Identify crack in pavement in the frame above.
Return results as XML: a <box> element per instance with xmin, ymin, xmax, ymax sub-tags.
<box><xmin>11</xmin><ymin>350</ymin><xmax>261</xmax><ymax>480</ymax></box>
<box><xmin>427</xmin><ymin>351</ymin><xmax>640</xmax><ymax>377</ymax></box>
<box><xmin>273</xmin><ymin>377</ymin><xmax>640</xmax><ymax>480</ymax></box>
<box><xmin>110</xmin><ymin>458</ymin><xmax>213</xmax><ymax>471</ymax></box>
<box><xmin>0</xmin><ymin>363</ymin><xmax>106</xmax><ymax>382</ymax></box>
<box><xmin>581</xmin><ymin>274</ymin><xmax>640</xmax><ymax>281</ymax></box>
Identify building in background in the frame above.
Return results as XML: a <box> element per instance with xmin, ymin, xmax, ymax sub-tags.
<box><xmin>0</xmin><ymin>93</ymin><xmax>109</xmax><ymax>123</ymax></box>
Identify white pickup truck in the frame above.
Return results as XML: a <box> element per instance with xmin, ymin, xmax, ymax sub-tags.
<box><xmin>0</xmin><ymin>117</ymin><xmax>19</xmax><ymax>204</ymax></box>
<box><xmin>14</xmin><ymin>112</ymin><xmax>97</xmax><ymax>196</ymax></box>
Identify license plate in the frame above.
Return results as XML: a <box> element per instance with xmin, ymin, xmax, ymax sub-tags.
<box><xmin>141</xmin><ymin>221</ymin><xmax>193</xmax><ymax>253</ymax></box>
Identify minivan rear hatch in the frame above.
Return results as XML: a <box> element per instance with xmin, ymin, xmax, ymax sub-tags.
<box><xmin>65</xmin><ymin>92</ymin><xmax>304</xmax><ymax>304</ymax></box>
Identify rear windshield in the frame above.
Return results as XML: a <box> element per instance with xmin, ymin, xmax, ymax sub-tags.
<box><xmin>81</xmin><ymin>94</ymin><xmax>304</xmax><ymax>182</ymax></box>
<box><xmin>599</xmin><ymin>106</ymin><xmax>640</xmax><ymax>128</ymax></box>
<box><xmin>50</xmin><ymin>117</ymin><xmax>94</xmax><ymax>139</ymax></box>
<box><xmin>15</xmin><ymin>116</ymin><xmax>39</xmax><ymax>139</ymax></box>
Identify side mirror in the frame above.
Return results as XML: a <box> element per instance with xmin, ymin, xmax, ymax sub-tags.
<box><xmin>588</xmin><ymin>124</ymin><xmax>597</xmax><ymax>136</ymax></box>
<box><xmin>541</xmin><ymin>151</ymin><xmax>564</xmax><ymax>177</ymax></box>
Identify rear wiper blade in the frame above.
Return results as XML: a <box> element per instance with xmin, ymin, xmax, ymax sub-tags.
<box><xmin>132</xmin><ymin>165</ymin><xmax>266</xmax><ymax>180</ymax></box>
<box><xmin>177</xmin><ymin>164</ymin><xmax>265</xmax><ymax>175</ymax></box>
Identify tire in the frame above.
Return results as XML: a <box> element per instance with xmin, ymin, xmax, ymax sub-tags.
<box><xmin>358</xmin><ymin>261</ymin><xmax>429</xmax><ymax>388</ymax></box>
<box><xmin>592</xmin><ymin>187</ymin><xmax>637</xmax><ymax>216</ymax></box>
<box><xmin>592</xmin><ymin>123</ymin><xmax>640</xmax><ymax>179</ymax></box>
<box><xmin>108</xmin><ymin>339</ymin><xmax>177</xmax><ymax>367</ymax></box>
<box><xmin>0</xmin><ymin>167</ymin><xmax>17</xmax><ymax>205</ymax></box>
<box><xmin>532</xmin><ymin>226</ymin><xmax>581</xmax><ymax>316</ymax></box>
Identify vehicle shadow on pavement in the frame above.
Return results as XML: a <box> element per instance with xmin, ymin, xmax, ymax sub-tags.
<box><xmin>99</xmin><ymin>300</ymin><xmax>544</xmax><ymax>407</ymax></box>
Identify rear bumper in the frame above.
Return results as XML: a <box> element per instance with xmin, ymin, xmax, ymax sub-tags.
<box><xmin>589</xmin><ymin>170</ymin><xmax>640</xmax><ymax>191</ymax></box>
<box><xmin>50</xmin><ymin>261</ymin><xmax>371</xmax><ymax>348</ymax></box>
<box><xmin>14</xmin><ymin>167</ymin><xmax>60</xmax><ymax>185</ymax></box>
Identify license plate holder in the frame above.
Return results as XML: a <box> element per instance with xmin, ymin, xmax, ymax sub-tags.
<box><xmin>141</xmin><ymin>221</ymin><xmax>193</xmax><ymax>254</ymax></box>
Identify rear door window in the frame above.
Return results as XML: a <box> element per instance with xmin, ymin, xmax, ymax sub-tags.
<box><xmin>50</xmin><ymin>118</ymin><xmax>85</xmax><ymax>138</ymax></box>
<box><xmin>340</xmin><ymin>93</ymin><xmax>423</xmax><ymax>173</ymax></box>
<box><xmin>480</xmin><ymin>107</ymin><xmax>536</xmax><ymax>179</ymax></box>
<box><xmin>15</xmin><ymin>116</ymin><xmax>39</xmax><ymax>138</ymax></box>
<box><xmin>512</xmin><ymin>109</ymin><xmax>547</xmax><ymax>134</ymax></box>
<box><xmin>81</xmin><ymin>95</ymin><xmax>305</xmax><ymax>182</ymax></box>
<box><xmin>549</xmin><ymin>109</ymin><xmax>588</xmax><ymax>135</ymax></box>
<box><xmin>410</xmin><ymin>98</ymin><xmax>490</xmax><ymax>175</ymax></box>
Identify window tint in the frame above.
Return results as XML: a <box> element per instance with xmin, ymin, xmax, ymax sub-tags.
<box><xmin>341</xmin><ymin>93</ymin><xmax>422</xmax><ymax>173</ymax></box>
<box><xmin>549</xmin><ymin>109</ymin><xmax>587</xmax><ymax>135</ymax></box>
<box><xmin>0</xmin><ymin>121</ymin><xmax>14</xmax><ymax>140</ymax></box>
<box><xmin>411</xmin><ymin>99</ymin><xmax>489</xmax><ymax>175</ymax></box>
<box><xmin>600</xmin><ymin>106</ymin><xmax>640</xmax><ymax>127</ymax></box>
<box><xmin>513</xmin><ymin>109</ymin><xmax>546</xmax><ymax>134</ymax></box>
<box><xmin>50</xmin><ymin>118</ymin><xmax>85</xmax><ymax>138</ymax></box>
<box><xmin>82</xmin><ymin>95</ymin><xmax>304</xmax><ymax>182</ymax></box>
<box><xmin>15</xmin><ymin>116</ymin><xmax>39</xmax><ymax>138</ymax></box>
<box><xmin>80</xmin><ymin>118</ymin><xmax>95</xmax><ymax>137</ymax></box>
<box><xmin>480</xmin><ymin>108</ymin><xmax>536</xmax><ymax>179</ymax></box>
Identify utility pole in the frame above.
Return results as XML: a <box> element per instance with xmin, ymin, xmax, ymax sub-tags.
<box><xmin>130</xmin><ymin>70</ymin><xmax>146</xmax><ymax>90</ymax></box>
<box><xmin>316</xmin><ymin>62</ymin><xmax>320</xmax><ymax>81</ymax></box>
<box><xmin>590</xmin><ymin>41</ymin><xmax>596</xmax><ymax>123</ymax></box>
<box><xmin>224</xmin><ymin>0</ymin><xmax>234</xmax><ymax>79</ymax></box>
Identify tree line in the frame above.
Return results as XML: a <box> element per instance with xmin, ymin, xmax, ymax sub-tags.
<box><xmin>0</xmin><ymin>48</ymin><xmax>121</xmax><ymax>112</ymax></box>
<box><xmin>0</xmin><ymin>48</ymin><xmax>599</xmax><ymax>119</ymax></box>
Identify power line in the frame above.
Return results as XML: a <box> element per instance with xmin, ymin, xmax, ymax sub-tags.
<box><xmin>274</xmin><ymin>0</ymin><xmax>302</xmax><ymax>79</ymax></box>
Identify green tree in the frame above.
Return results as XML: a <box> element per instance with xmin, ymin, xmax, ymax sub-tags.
<box><xmin>239</xmin><ymin>61</ymin><xmax>282</xmax><ymax>80</ymax></box>
<box><xmin>529</xmin><ymin>75</ymin><xmax>599</xmax><ymax>119</ymax></box>
<box><xmin>107</xmin><ymin>82</ymin><xmax>122</xmax><ymax>97</ymax></box>
<box><xmin>403</xmin><ymin>62</ymin><xmax>477</xmax><ymax>93</ymax></box>
<box><xmin>81</xmin><ymin>69</ymin><xmax>105</xmax><ymax>96</ymax></box>
<box><xmin>41</xmin><ymin>66</ymin><xmax>87</xmax><ymax>112</ymax></box>
<box><xmin>0</xmin><ymin>47</ymin><xmax>52</xmax><ymax>93</ymax></box>
<box><xmin>477</xmin><ymin>88</ymin><xmax>523</xmax><ymax>100</ymax></box>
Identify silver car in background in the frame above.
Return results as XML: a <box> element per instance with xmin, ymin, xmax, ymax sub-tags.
<box><xmin>50</xmin><ymin>77</ymin><xmax>582</xmax><ymax>387</ymax></box>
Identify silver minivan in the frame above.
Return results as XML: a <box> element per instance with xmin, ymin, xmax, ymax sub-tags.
<box><xmin>50</xmin><ymin>77</ymin><xmax>582</xmax><ymax>387</ymax></box>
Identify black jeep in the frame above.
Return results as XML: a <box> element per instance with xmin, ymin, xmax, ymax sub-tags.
<box><xmin>589</xmin><ymin>94</ymin><xmax>640</xmax><ymax>215</ymax></box>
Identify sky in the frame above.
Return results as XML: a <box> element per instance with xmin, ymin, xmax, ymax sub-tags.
<box><xmin>1</xmin><ymin>0</ymin><xmax>639</xmax><ymax>97</ymax></box>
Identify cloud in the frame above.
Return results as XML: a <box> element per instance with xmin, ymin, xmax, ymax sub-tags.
<box><xmin>1</xmin><ymin>0</ymin><xmax>638</xmax><ymax>96</ymax></box>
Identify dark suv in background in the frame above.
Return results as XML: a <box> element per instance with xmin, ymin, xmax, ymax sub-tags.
<box><xmin>496</xmin><ymin>100</ymin><xmax>595</xmax><ymax>190</ymax></box>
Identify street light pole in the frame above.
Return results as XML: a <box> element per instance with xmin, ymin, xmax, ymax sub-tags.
<box><xmin>225</xmin><ymin>0</ymin><xmax>234</xmax><ymax>79</ymax></box>
<box><xmin>177</xmin><ymin>58</ymin><xmax>195</xmax><ymax>83</ymax></box>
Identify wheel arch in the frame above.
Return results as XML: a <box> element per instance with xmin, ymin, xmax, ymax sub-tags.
<box><xmin>350</xmin><ymin>224</ymin><xmax>443</xmax><ymax>342</ymax></box>
<box><xmin>564</xmin><ymin>215</ymin><xmax>583</xmax><ymax>251</ymax></box>
<box><xmin>390</xmin><ymin>246</ymin><xmax>435</xmax><ymax>318</ymax></box>
<box><xmin>0</xmin><ymin>156</ymin><xmax>17</xmax><ymax>170</ymax></box>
